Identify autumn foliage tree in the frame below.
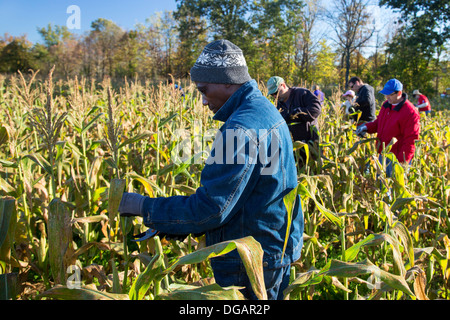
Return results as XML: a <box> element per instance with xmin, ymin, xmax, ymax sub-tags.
<box><xmin>0</xmin><ymin>0</ymin><xmax>448</xmax><ymax>94</ymax></box>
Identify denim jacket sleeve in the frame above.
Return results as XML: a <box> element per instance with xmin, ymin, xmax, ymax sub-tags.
<box><xmin>141</xmin><ymin>125</ymin><xmax>260</xmax><ymax>235</ymax></box>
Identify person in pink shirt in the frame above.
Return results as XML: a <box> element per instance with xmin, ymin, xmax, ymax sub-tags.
<box><xmin>341</xmin><ymin>90</ymin><xmax>356</xmax><ymax>115</ymax></box>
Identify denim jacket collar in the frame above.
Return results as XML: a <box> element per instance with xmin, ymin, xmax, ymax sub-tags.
<box><xmin>213</xmin><ymin>80</ymin><xmax>257</xmax><ymax>123</ymax></box>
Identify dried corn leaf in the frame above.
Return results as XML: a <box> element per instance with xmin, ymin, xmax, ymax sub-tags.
<box><xmin>156</xmin><ymin>283</ymin><xmax>245</xmax><ymax>300</ymax></box>
<box><xmin>412</xmin><ymin>268</ymin><xmax>429</xmax><ymax>300</ymax></box>
<box><xmin>165</xmin><ymin>236</ymin><xmax>266</xmax><ymax>300</ymax></box>
<box><xmin>38</xmin><ymin>284</ymin><xmax>129</xmax><ymax>300</ymax></box>
<box><xmin>320</xmin><ymin>259</ymin><xmax>414</xmax><ymax>297</ymax></box>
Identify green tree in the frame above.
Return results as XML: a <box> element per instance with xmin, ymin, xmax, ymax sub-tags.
<box><xmin>37</xmin><ymin>24</ymin><xmax>72</xmax><ymax>48</ymax></box>
<box><xmin>37</xmin><ymin>24</ymin><xmax>80</xmax><ymax>77</ymax></box>
<box><xmin>381</xmin><ymin>26</ymin><xmax>435</xmax><ymax>94</ymax></box>
<box><xmin>174</xmin><ymin>0</ymin><xmax>254</xmax><ymax>77</ymax></box>
<box><xmin>88</xmin><ymin>18</ymin><xmax>124</xmax><ymax>78</ymax></box>
<box><xmin>196</xmin><ymin>0</ymin><xmax>252</xmax><ymax>46</ymax></box>
<box><xmin>310</xmin><ymin>39</ymin><xmax>339</xmax><ymax>87</ymax></box>
<box><xmin>114</xmin><ymin>31</ymin><xmax>139</xmax><ymax>78</ymax></box>
<box><xmin>175</xmin><ymin>0</ymin><xmax>252</xmax><ymax>54</ymax></box>
<box><xmin>174</xmin><ymin>0</ymin><xmax>305</xmax><ymax>82</ymax></box>
<box><xmin>249</xmin><ymin>0</ymin><xmax>304</xmax><ymax>81</ymax></box>
<box><xmin>380</xmin><ymin>0</ymin><xmax>450</xmax><ymax>93</ymax></box>
<box><xmin>146</xmin><ymin>11</ymin><xmax>179</xmax><ymax>77</ymax></box>
<box><xmin>379</xmin><ymin>0</ymin><xmax>449</xmax><ymax>48</ymax></box>
<box><xmin>0</xmin><ymin>37</ymin><xmax>35</xmax><ymax>73</ymax></box>
<box><xmin>173</xmin><ymin>1</ymin><xmax>208</xmax><ymax>77</ymax></box>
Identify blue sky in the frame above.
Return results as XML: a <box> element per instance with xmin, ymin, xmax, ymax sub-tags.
<box><xmin>0</xmin><ymin>0</ymin><xmax>178</xmax><ymax>43</ymax></box>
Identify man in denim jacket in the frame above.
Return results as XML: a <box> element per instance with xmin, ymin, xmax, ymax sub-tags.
<box><xmin>118</xmin><ymin>40</ymin><xmax>304</xmax><ymax>300</ymax></box>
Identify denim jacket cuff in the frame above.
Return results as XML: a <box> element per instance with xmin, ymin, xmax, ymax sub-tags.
<box><xmin>142</xmin><ymin>197</ymin><xmax>156</xmax><ymax>227</ymax></box>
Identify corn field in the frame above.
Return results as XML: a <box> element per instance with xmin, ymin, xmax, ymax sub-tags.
<box><xmin>0</xmin><ymin>68</ymin><xmax>449</xmax><ymax>300</ymax></box>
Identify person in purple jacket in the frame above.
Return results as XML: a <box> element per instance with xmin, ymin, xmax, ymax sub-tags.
<box><xmin>313</xmin><ymin>85</ymin><xmax>325</xmax><ymax>104</ymax></box>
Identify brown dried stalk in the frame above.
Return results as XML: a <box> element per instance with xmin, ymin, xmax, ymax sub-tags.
<box><xmin>15</xmin><ymin>69</ymin><xmax>40</xmax><ymax>109</ymax></box>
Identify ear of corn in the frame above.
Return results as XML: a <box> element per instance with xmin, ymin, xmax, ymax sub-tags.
<box><xmin>107</xmin><ymin>178</ymin><xmax>126</xmax><ymax>238</ymax></box>
<box><xmin>0</xmin><ymin>197</ymin><xmax>16</xmax><ymax>273</ymax></box>
<box><xmin>48</xmin><ymin>198</ymin><xmax>73</xmax><ymax>285</ymax></box>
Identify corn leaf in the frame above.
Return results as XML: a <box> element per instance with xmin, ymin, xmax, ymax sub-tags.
<box><xmin>297</xmin><ymin>182</ymin><xmax>342</xmax><ymax>228</ymax></box>
<box><xmin>320</xmin><ymin>259</ymin><xmax>414</xmax><ymax>297</ymax></box>
<box><xmin>281</xmin><ymin>186</ymin><xmax>298</xmax><ymax>264</ymax></box>
<box><xmin>129</xmin><ymin>253</ymin><xmax>165</xmax><ymax>300</ymax></box>
<box><xmin>0</xmin><ymin>176</ymin><xmax>15</xmax><ymax>194</ymax></box>
<box><xmin>165</xmin><ymin>236</ymin><xmax>267</xmax><ymax>300</ymax></box>
<box><xmin>344</xmin><ymin>233</ymin><xmax>387</xmax><ymax>262</ymax></box>
<box><xmin>156</xmin><ymin>283</ymin><xmax>245</xmax><ymax>300</ymax></box>
<box><xmin>38</xmin><ymin>285</ymin><xmax>129</xmax><ymax>300</ymax></box>
<box><xmin>128</xmin><ymin>173</ymin><xmax>161</xmax><ymax>197</ymax></box>
<box><xmin>118</xmin><ymin>130</ymin><xmax>152</xmax><ymax>149</ymax></box>
<box><xmin>81</xmin><ymin>112</ymin><xmax>104</xmax><ymax>135</ymax></box>
<box><xmin>391</xmin><ymin>220</ymin><xmax>415</xmax><ymax>268</ymax></box>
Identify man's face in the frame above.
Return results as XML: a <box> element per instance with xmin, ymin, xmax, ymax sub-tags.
<box><xmin>348</xmin><ymin>81</ymin><xmax>360</xmax><ymax>92</ymax></box>
<box><xmin>196</xmin><ymin>82</ymin><xmax>233</xmax><ymax>114</ymax></box>
<box><xmin>270</xmin><ymin>82</ymin><xmax>290</xmax><ymax>102</ymax></box>
<box><xmin>385</xmin><ymin>91</ymin><xmax>403</xmax><ymax>105</ymax></box>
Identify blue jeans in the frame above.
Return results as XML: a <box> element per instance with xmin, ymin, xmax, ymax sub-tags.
<box><xmin>379</xmin><ymin>155</ymin><xmax>394</xmax><ymax>178</ymax></box>
<box><xmin>213</xmin><ymin>260</ymin><xmax>291</xmax><ymax>300</ymax></box>
<box><xmin>363</xmin><ymin>155</ymin><xmax>393</xmax><ymax>177</ymax></box>
<box><xmin>379</xmin><ymin>155</ymin><xmax>411</xmax><ymax>178</ymax></box>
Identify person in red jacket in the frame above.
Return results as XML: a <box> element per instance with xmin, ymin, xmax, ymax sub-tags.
<box><xmin>412</xmin><ymin>89</ymin><xmax>431</xmax><ymax>115</ymax></box>
<box><xmin>355</xmin><ymin>79</ymin><xmax>420</xmax><ymax>176</ymax></box>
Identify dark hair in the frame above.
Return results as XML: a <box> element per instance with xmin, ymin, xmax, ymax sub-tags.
<box><xmin>348</xmin><ymin>76</ymin><xmax>362</xmax><ymax>84</ymax></box>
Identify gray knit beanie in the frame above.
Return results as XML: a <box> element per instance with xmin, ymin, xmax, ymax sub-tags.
<box><xmin>190</xmin><ymin>39</ymin><xmax>252</xmax><ymax>84</ymax></box>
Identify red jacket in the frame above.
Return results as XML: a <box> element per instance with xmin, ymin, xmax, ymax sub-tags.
<box><xmin>365</xmin><ymin>94</ymin><xmax>420</xmax><ymax>163</ymax></box>
<box><xmin>417</xmin><ymin>94</ymin><xmax>431</xmax><ymax>112</ymax></box>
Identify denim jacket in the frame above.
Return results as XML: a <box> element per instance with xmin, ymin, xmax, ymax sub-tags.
<box><xmin>141</xmin><ymin>80</ymin><xmax>303</xmax><ymax>270</ymax></box>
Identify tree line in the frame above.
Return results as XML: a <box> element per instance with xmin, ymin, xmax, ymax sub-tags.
<box><xmin>0</xmin><ymin>0</ymin><xmax>448</xmax><ymax>95</ymax></box>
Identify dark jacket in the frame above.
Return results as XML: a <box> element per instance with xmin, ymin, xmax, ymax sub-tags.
<box><xmin>354</xmin><ymin>84</ymin><xmax>376</xmax><ymax>122</ymax></box>
<box><xmin>277</xmin><ymin>87</ymin><xmax>322</xmax><ymax>142</ymax></box>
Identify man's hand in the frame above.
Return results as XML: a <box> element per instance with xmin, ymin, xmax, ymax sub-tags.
<box><xmin>118</xmin><ymin>192</ymin><xmax>146</xmax><ymax>217</ymax></box>
<box><xmin>355</xmin><ymin>124</ymin><xmax>367</xmax><ymax>138</ymax></box>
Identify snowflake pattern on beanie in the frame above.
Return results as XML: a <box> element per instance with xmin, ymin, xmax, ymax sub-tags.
<box><xmin>190</xmin><ymin>39</ymin><xmax>252</xmax><ymax>84</ymax></box>
<box><xmin>195</xmin><ymin>52</ymin><xmax>247</xmax><ymax>67</ymax></box>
